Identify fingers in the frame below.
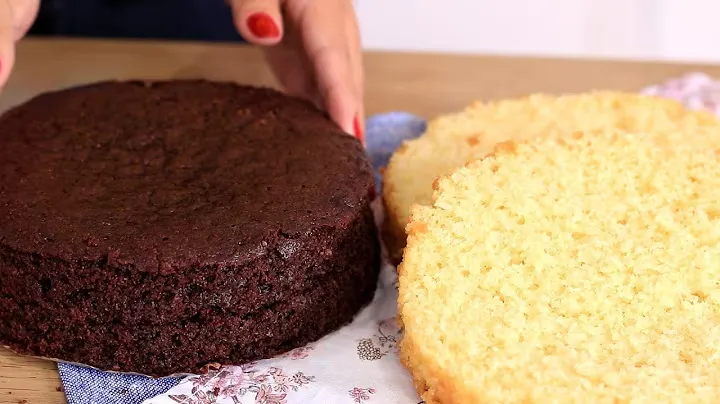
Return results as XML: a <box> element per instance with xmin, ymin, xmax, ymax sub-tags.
<box><xmin>310</xmin><ymin>39</ymin><xmax>356</xmax><ymax>137</ymax></box>
<box><xmin>231</xmin><ymin>0</ymin><xmax>365</xmax><ymax>142</ymax></box>
<box><xmin>264</xmin><ymin>48</ymin><xmax>320</xmax><ymax>104</ymax></box>
<box><xmin>346</xmin><ymin>4</ymin><xmax>365</xmax><ymax>141</ymax></box>
<box><xmin>9</xmin><ymin>0</ymin><xmax>39</xmax><ymax>39</ymax></box>
<box><xmin>229</xmin><ymin>0</ymin><xmax>284</xmax><ymax>45</ymax></box>
<box><xmin>0</xmin><ymin>0</ymin><xmax>39</xmax><ymax>89</ymax></box>
<box><xmin>0</xmin><ymin>0</ymin><xmax>17</xmax><ymax>88</ymax></box>
<box><xmin>290</xmin><ymin>0</ymin><xmax>361</xmax><ymax>138</ymax></box>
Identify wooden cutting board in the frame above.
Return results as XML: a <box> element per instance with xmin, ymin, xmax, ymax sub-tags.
<box><xmin>0</xmin><ymin>349</ymin><xmax>65</xmax><ymax>404</ymax></box>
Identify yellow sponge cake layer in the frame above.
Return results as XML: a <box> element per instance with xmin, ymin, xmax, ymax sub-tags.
<box><xmin>383</xmin><ymin>92</ymin><xmax>720</xmax><ymax>262</ymax></box>
<box><xmin>399</xmin><ymin>129</ymin><xmax>720</xmax><ymax>403</ymax></box>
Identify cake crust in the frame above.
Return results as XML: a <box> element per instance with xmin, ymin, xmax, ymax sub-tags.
<box><xmin>0</xmin><ymin>80</ymin><xmax>380</xmax><ymax>376</ymax></box>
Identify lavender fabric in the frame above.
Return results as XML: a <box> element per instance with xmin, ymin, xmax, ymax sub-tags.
<box><xmin>57</xmin><ymin>111</ymin><xmax>427</xmax><ymax>404</ymax></box>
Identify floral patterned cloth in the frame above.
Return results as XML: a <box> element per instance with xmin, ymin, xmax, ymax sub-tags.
<box><xmin>58</xmin><ymin>74</ymin><xmax>713</xmax><ymax>404</ymax></box>
<box><xmin>146</xmin><ymin>258</ymin><xmax>421</xmax><ymax>404</ymax></box>
<box><xmin>641</xmin><ymin>72</ymin><xmax>720</xmax><ymax>114</ymax></box>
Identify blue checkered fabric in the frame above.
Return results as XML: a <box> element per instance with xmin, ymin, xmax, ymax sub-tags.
<box><xmin>366</xmin><ymin>112</ymin><xmax>427</xmax><ymax>193</ymax></box>
<box><xmin>58</xmin><ymin>363</ymin><xmax>182</xmax><ymax>404</ymax></box>
<box><xmin>57</xmin><ymin>112</ymin><xmax>427</xmax><ymax>404</ymax></box>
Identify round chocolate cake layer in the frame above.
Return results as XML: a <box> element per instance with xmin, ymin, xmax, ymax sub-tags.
<box><xmin>0</xmin><ymin>80</ymin><xmax>380</xmax><ymax>376</ymax></box>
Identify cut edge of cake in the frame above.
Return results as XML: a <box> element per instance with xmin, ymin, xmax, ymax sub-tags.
<box><xmin>398</xmin><ymin>127</ymin><xmax>720</xmax><ymax>403</ymax></box>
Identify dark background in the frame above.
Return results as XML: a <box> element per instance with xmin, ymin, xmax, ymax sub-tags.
<box><xmin>29</xmin><ymin>0</ymin><xmax>246</xmax><ymax>42</ymax></box>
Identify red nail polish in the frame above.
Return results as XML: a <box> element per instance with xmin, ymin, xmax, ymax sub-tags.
<box><xmin>353</xmin><ymin>115</ymin><xmax>364</xmax><ymax>142</ymax></box>
<box><xmin>247</xmin><ymin>13</ymin><xmax>280</xmax><ymax>39</ymax></box>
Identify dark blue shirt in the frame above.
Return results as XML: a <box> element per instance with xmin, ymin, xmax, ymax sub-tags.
<box><xmin>30</xmin><ymin>0</ymin><xmax>246</xmax><ymax>42</ymax></box>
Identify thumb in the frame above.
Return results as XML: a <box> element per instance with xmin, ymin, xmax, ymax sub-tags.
<box><xmin>0</xmin><ymin>0</ymin><xmax>17</xmax><ymax>88</ymax></box>
<box><xmin>0</xmin><ymin>0</ymin><xmax>38</xmax><ymax>89</ymax></box>
<box><xmin>10</xmin><ymin>0</ymin><xmax>40</xmax><ymax>39</ymax></box>
<box><xmin>229</xmin><ymin>0</ymin><xmax>284</xmax><ymax>46</ymax></box>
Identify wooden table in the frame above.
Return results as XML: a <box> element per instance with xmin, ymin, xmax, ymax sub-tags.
<box><xmin>3</xmin><ymin>38</ymin><xmax>720</xmax><ymax>404</ymax></box>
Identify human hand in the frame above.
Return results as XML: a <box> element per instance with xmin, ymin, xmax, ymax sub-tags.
<box><xmin>228</xmin><ymin>0</ymin><xmax>365</xmax><ymax>142</ymax></box>
<box><xmin>0</xmin><ymin>0</ymin><xmax>365</xmax><ymax>142</ymax></box>
<box><xmin>0</xmin><ymin>0</ymin><xmax>39</xmax><ymax>88</ymax></box>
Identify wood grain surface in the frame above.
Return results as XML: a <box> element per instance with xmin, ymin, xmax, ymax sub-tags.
<box><xmin>3</xmin><ymin>38</ymin><xmax>720</xmax><ymax>404</ymax></box>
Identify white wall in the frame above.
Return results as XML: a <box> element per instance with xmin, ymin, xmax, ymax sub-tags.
<box><xmin>356</xmin><ymin>0</ymin><xmax>720</xmax><ymax>63</ymax></box>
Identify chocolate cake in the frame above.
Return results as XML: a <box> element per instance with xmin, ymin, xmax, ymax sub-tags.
<box><xmin>0</xmin><ymin>80</ymin><xmax>380</xmax><ymax>376</ymax></box>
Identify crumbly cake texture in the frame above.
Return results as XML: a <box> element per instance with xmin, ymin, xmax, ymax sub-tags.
<box><xmin>398</xmin><ymin>129</ymin><xmax>720</xmax><ymax>403</ymax></box>
<box><xmin>0</xmin><ymin>80</ymin><xmax>380</xmax><ymax>376</ymax></box>
<box><xmin>382</xmin><ymin>92</ymin><xmax>720</xmax><ymax>263</ymax></box>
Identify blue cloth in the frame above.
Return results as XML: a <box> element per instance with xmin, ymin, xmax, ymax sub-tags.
<box><xmin>366</xmin><ymin>112</ymin><xmax>427</xmax><ymax>193</ymax></box>
<box><xmin>58</xmin><ymin>365</ymin><xmax>182</xmax><ymax>404</ymax></box>
<box><xmin>57</xmin><ymin>112</ymin><xmax>426</xmax><ymax>404</ymax></box>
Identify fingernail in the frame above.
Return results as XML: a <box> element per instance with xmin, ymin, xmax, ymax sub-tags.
<box><xmin>353</xmin><ymin>115</ymin><xmax>364</xmax><ymax>142</ymax></box>
<box><xmin>247</xmin><ymin>12</ymin><xmax>280</xmax><ymax>39</ymax></box>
